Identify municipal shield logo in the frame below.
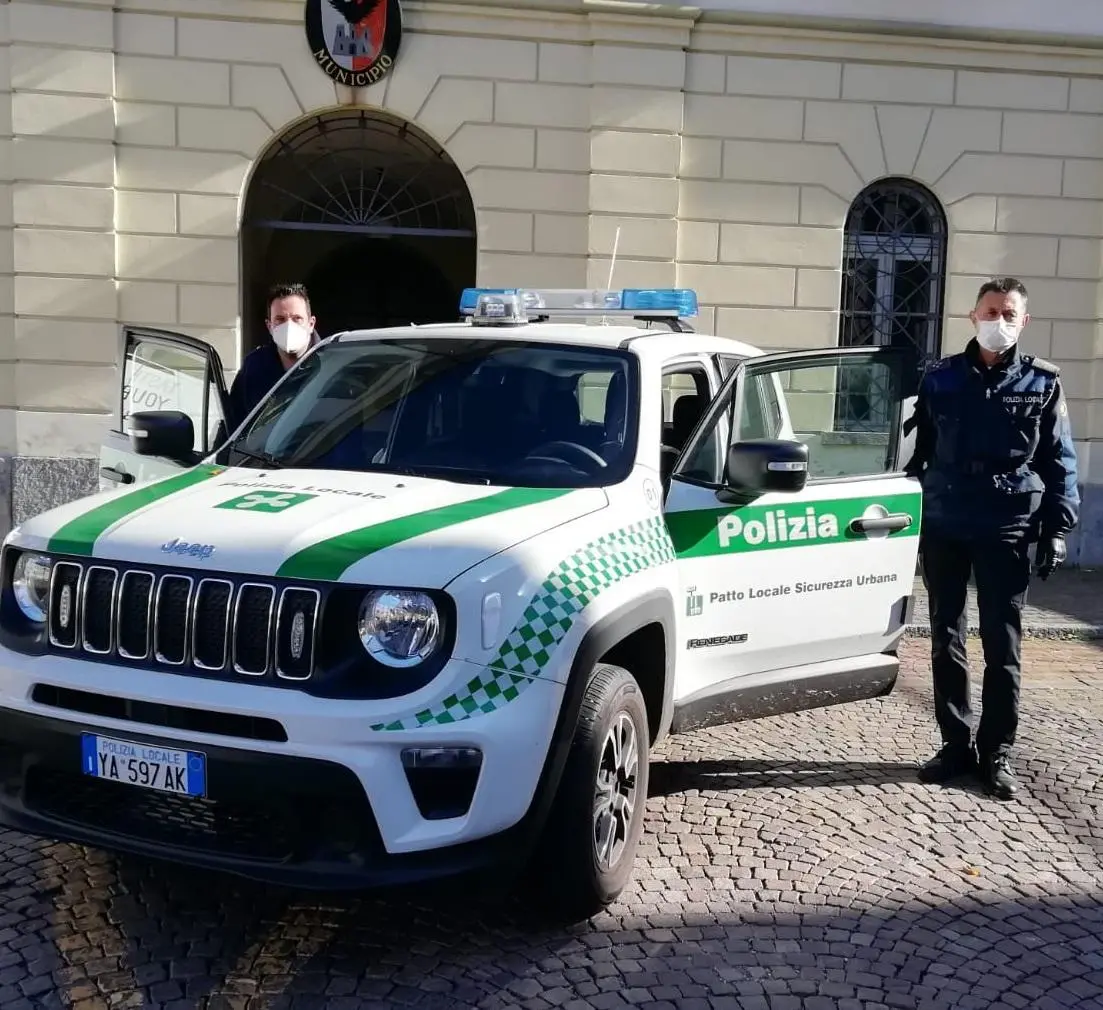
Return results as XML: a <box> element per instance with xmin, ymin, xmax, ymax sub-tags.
<box><xmin>305</xmin><ymin>0</ymin><xmax>403</xmax><ymax>88</ymax></box>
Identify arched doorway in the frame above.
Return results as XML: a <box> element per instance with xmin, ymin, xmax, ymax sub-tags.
<box><xmin>240</xmin><ymin>108</ymin><xmax>477</xmax><ymax>350</ymax></box>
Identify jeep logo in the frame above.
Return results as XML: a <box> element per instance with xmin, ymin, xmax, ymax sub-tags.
<box><xmin>161</xmin><ymin>538</ymin><xmax>216</xmax><ymax>560</ymax></box>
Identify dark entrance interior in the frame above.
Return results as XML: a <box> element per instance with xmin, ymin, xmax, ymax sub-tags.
<box><xmin>240</xmin><ymin>109</ymin><xmax>477</xmax><ymax>350</ymax></box>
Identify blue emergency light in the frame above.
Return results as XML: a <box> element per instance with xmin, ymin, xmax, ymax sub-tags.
<box><xmin>458</xmin><ymin>287</ymin><xmax>699</xmax><ymax>320</ymax></box>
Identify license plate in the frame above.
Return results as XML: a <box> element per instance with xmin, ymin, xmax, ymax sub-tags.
<box><xmin>80</xmin><ymin>733</ymin><xmax>206</xmax><ymax>797</ymax></box>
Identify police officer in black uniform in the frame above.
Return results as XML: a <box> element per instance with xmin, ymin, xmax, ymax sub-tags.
<box><xmin>905</xmin><ymin>277</ymin><xmax>1080</xmax><ymax>800</ymax></box>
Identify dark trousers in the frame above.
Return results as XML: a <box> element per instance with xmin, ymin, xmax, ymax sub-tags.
<box><xmin>920</xmin><ymin>532</ymin><xmax>1031</xmax><ymax>759</ymax></box>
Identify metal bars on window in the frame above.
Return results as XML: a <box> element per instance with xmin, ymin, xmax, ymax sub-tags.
<box><xmin>836</xmin><ymin>179</ymin><xmax>947</xmax><ymax>432</ymax></box>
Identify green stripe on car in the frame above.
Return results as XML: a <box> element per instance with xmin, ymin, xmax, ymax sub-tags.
<box><xmin>47</xmin><ymin>465</ymin><xmax>226</xmax><ymax>557</ymax></box>
<box><xmin>665</xmin><ymin>492</ymin><xmax>922</xmax><ymax>559</ymax></box>
<box><xmin>276</xmin><ymin>486</ymin><xmax>574</xmax><ymax>582</ymax></box>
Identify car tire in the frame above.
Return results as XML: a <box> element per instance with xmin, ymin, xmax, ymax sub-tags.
<box><xmin>534</xmin><ymin>663</ymin><xmax>650</xmax><ymax>921</ymax></box>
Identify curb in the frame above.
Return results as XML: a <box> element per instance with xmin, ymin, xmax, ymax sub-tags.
<box><xmin>904</xmin><ymin>624</ymin><xmax>1103</xmax><ymax>641</ymax></box>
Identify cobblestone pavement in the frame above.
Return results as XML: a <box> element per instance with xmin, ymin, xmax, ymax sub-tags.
<box><xmin>907</xmin><ymin>567</ymin><xmax>1103</xmax><ymax>639</ymax></box>
<box><xmin>2</xmin><ymin>637</ymin><xmax>1102</xmax><ymax>1010</ymax></box>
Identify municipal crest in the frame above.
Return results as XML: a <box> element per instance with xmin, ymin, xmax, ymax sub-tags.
<box><xmin>305</xmin><ymin>0</ymin><xmax>403</xmax><ymax>88</ymax></box>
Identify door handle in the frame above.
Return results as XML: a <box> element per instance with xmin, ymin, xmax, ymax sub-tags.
<box><xmin>848</xmin><ymin>513</ymin><xmax>912</xmax><ymax>535</ymax></box>
<box><xmin>100</xmin><ymin>466</ymin><xmax>134</xmax><ymax>485</ymax></box>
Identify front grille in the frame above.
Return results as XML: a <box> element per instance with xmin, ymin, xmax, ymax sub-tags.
<box><xmin>193</xmin><ymin>580</ymin><xmax>232</xmax><ymax>670</ymax></box>
<box><xmin>81</xmin><ymin>567</ymin><xmax>116</xmax><ymax>654</ymax></box>
<box><xmin>154</xmin><ymin>574</ymin><xmax>192</xmax><ymax>665</ymax></box>
<box><xmin>276</xmin><ymin>588</ymin><xmax>320</xmax><ymax>681</ymax></box>
<box><xmin>48</xmin><ymin>563</ymin><xmax>81</xmax><ymax>649</ymax></box>
<box><xmin>233</xmin><ymin>584</ymin><xmax>274</xmax><ymax>676</ymax></box>
<box><xmin>47</xmin><ymin>561</ymin><xmax>321</xmax><ymax>682</ymax></box>
<box><xmin>118</xmin><ymin>571</ymin><xmax>154</xmax><ymax>659</ymax></box>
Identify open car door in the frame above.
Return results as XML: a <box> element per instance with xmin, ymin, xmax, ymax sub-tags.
<box><xmin>663</xmin><ymin>345</ymin><xmax>922</xmax><ymax>721</ymax></box>
<box><xmin>100</xmin><ymin>326</ymin><xmax>231</xmax><ymax>492</ymax></box>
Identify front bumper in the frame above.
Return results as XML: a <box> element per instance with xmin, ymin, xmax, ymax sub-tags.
<box><xmin>0</xmin><ymin>647</ymin><xmax>568</xmax><ymax>889</ymax></box>
<box><xmin>0</xmin><ymin>707</ymin><xmax>528</xmax><ymax>889</ymax></box>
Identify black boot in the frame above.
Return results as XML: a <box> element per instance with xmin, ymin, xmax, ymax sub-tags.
<box><xmin>984</xmin><ymin>752</ymin><xmax>1017</xmax><ymax>800</ymax></box>
<box><xmin>918</xmin><ymin>743</ymin><xmax>978</xmax><ymax>784</ymax></box>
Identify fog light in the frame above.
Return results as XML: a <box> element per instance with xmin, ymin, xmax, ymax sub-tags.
<box><xmin>401</xmin><ymin>746</ymin><xmax>482</xmax><ymax>769</ymax></box>
<box><xmin>401</xmin><ymin>747</ymin><xmax>483</xmax><ymax>821</ymax></box>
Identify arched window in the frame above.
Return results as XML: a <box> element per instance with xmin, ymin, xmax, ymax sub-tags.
<box><xmin>241</xmin><ymin>109</ymin><xmax>477</xmax><ymax>341</ymax></box>
<box><xmin>836</xmin><ymin>178</ymin><xmax>947</xmax><ymax>431</ymax></box>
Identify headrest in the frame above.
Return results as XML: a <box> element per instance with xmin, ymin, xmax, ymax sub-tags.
<box><xmin>671</xmin><ymin>395</ymin><xmax>705</xmax><ymax>444</ymax></box>
<box><xmin>604</xmin><ymin>371</ymin><xmax>628</xmax><ymax>441</ymax></box>
<box><xmin>542</xmin><ymin>389</ymin><xmax>579</xmax><ymax>427</ymax></box>
<box><xmin>672</xmin><ymin>394</ymin><xmax>702</xmax><ymax>430</ymax></box>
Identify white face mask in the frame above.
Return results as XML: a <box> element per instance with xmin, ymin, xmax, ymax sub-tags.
<box><xmin>270</xmin><ymin>320</ymin><xmax>311</xmax><ymax>357</ymax></box>
<box><xmin>976</xmin><ymin>318</ymin><xmax>1019</xmax><ymax>354</ymax></box>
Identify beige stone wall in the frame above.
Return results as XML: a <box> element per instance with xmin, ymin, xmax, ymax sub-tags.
<box><xmin>6</xmin><ymin>0</ymin><xmax>119</xmax><ymax>458</ymax></box>
<box><xmin>1</xmin><ymin>0</ymin><xmax>1101</xmax><ymax>488</ymax></box>
<box><xmin>676</xmin><ymin>24</ymin><xmax>1103</xmax><ymax>484</ymax></box>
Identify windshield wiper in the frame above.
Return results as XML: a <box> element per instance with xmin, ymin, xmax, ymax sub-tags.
<box><xmin>228</xmin><ymin>446</ymin><xmax>286</xmax><ymax>469</ymax></box>
<box><xmin>373</xmin><ymin>464</ymin><xmax>493</xmax><ymax>485</ymax></box>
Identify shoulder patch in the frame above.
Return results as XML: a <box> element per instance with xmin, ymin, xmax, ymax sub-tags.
<box><xmin>1028</xmin><ymin>355</ymin><xmax>1061</xmax><ymax>376</ymax></box>
<box><xmin>925</xmin><ymin>356</ymin><xmax>953</xmax><ymax>373</ymax></box>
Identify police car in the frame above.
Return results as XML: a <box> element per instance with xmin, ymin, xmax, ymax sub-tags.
<box><xmin>0</xmin><ymin>288</ymin><xmax>922</xmax><ymax>917</ymax></box>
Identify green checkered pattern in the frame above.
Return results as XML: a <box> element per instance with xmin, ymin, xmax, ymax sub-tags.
<box><xmin>371</xmin><ymin>516</ymin><xmax>676</xmax><ymax>731</ymax></box>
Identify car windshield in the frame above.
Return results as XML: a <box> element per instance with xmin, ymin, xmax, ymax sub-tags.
<box><xmin>224</xmin><ymin>337</ymin><xmax>639</xmax><ymax>488</ymax></box>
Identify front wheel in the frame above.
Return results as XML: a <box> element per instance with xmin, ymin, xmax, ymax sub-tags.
<box><xmin>533</xmin><ymin>663</ymin><xmax>649</xmax><ymax>921</ymax></box>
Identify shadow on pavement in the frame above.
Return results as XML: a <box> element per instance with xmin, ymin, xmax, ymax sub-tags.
<box><xmin>910</xmin><ymin>567</ymin><xmax>1103</xmax><ymax>638</ymax></box>
<box><xmin>1029</xmin><ymin>568</ymin><xmax>1103</xmax><ymax>629</ymax></box>
<box><xmin>12</xmin><ymin>847</ymin><xmax>1103</xmax><ymax>1010</ymax></box>
<box><xmin>647</xmin><ymin>758</ymin><xmax>924</xmax><ymax>797</ymax></box>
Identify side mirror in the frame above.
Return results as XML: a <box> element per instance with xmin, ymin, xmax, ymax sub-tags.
<box><xmin>129</xmin><ymin>410</ymin><xmax>196</xmax><ymax>464</ymax></box>
<box><xmin>721</xmin><ymin>438</ymin><xmax>809</xmax><ymax>501</ymax></box>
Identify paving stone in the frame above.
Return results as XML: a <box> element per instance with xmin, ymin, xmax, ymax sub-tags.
<box><xmin>0</xmin><ymin>640</ymin><xmax>1102</xmax><ymax>1006</ymax></box>
<box><xmin>907</xmin><ymin>568</ymin><xmax>1103</xmax><ymax>639</ymax></box>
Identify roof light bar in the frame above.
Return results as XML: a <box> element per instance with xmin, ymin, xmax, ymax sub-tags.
<box><xmin>459</xmin><ymin>288</ymin><xmax>699</xmax><ymax>319</ymax></box>
<box><xmin>468</xmin><ymin>292</ymin><xmax>528</xmax><ymax>327</ymax></box>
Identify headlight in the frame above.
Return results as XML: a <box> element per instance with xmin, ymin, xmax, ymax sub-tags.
<box><xmin>12</xmin><ymin>553</ymin><xmax>53</xmax><ymax>624</ymax></box>
<box><xmin>358</xmin><ymin>589</ymin><xmax>441</xmax><ymax>668</ymax></box>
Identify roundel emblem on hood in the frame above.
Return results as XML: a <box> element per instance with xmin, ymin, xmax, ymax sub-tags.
<box><xmin>305</xmin><ymin>0</ymin><xmax>403</xmax><ymax>89</ymax></box>
<box><xmin>290</xmin><ymin>610</ymin><xmax>307</xmax><ymax>662</ymax></box>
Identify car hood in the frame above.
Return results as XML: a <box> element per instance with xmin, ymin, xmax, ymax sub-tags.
<box><xmin>10</xmin><ymin>464</ymin><xmax>608</xmax><ymax>587</ymax></box>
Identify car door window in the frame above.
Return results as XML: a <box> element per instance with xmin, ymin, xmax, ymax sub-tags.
<box><xmin>714</xmin><ymin>353</ymin><xmax>782</xmax><ymax>442</ymax></box>
<box><xmin>678</xmin><ymin>398</ymin><xmax>730</xmax><ymax>486</ymax></box>
<box><xmin>758</xmin><ymin>355</ymin><xmax>901</xmax><ymax>479</ymax></box>
<box><xmin>122</xmin><ymin>336</ymin><xmax>224</xmax><ymax>455</ymax></box>
<box><xmin>737</xmin><ymin>374</ymin><xmax>783</xmax><ymax>441</ymax></box>
<box><xmin>678</xmin><ymin>349</ymin><xmax>905</xmax><ymax>484</ymax></box>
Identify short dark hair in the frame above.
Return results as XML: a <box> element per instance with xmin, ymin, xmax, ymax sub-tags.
<box><xmin>976</xmin><ymin>277</ymin><xmax>1028</xmax><ymax>305</ymax></box>
<box><xmin>267</xmin><ymin>282</ymin><xmax>311</xmax><ymax>316</ymax></box>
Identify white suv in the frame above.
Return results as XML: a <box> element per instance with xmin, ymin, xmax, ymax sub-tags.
<box><xmin>0</xmin><ymin>288</ymin><xmax>922</xmax><ymax>917</ymax></box>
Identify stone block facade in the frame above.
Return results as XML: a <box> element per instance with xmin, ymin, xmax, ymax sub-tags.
<box><xmin>1</xmin><ymin>0</ymin><xmax>1101</xmax><ymax>560</ymax></box>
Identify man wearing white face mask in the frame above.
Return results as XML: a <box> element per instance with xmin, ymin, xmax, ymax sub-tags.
<box><xmin>226</xmin><ymin>282</ymin><xmax>318</xmax><ymax>431</ymax></box>
<box><xmin>904</xmin><ymin>277</ymin><xmax>1080</xmax><ymax>801</ymax></box>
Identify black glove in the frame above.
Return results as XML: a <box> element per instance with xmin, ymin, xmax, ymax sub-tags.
<box><xmin>1034</xmin><ymin>535</ymin><xmax>1067</xmax><ymax>580</ymax></box>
